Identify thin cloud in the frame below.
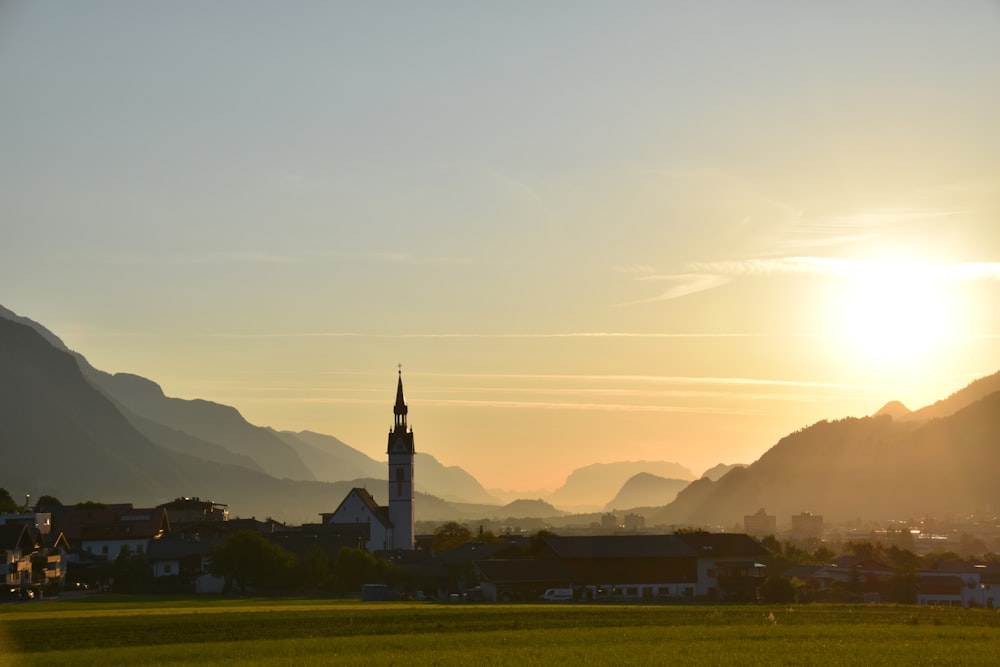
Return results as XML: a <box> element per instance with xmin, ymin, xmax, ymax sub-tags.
<box><xmin>366</xmin><ymin>252</ymin><xmax>472</xmax><ymax>266</ymax></box>
<box><xmin>617</xmin><ymin>273</ymin><xmax>732</xmax><ymax>305</ymax></box>
<box><xmin>689</xmin><ymin>257</ymin><xmax>1000</xmax><ymax>282</ymax></box>
<box><xmin>191</xmin><ymin>331</ymin><xmax>824</xmax><ymax>340</ymax></box>
<box><xmin>114</xmin><ymin>250</ymin><xmax>300</xmax><ymax>265</ymax></box>
<box><xmin>780</xmin><ymin>207</ymin><xmax>969</xmax><ymax>253</ymax></box>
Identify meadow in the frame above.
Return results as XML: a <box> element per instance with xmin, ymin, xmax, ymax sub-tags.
<box><xmin>2</xmin><ymin>597</ymin><xmax>999</xmax><ymax>666</ymax></box>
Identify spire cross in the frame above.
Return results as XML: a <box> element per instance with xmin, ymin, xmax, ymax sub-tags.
<box><xmin>397</xmin><ymin>363</ymin><xmax>403</xmax><ymax>374</ymax></box>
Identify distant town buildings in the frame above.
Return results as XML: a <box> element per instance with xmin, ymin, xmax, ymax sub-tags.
<box><xmin>743</xmin><ymin>508</ymin><xmax>776</xmax><ymax>536</ymax></box>
<box><xmin>791</xmin><ymin>512</ymin><xmax>824</xmax><ymax>540</ymax></box>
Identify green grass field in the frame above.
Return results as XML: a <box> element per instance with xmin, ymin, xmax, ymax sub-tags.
<box><xmin>3</xmin><ymin>597</ymin><xmax>999</xmax><ymax>666</ymax></box>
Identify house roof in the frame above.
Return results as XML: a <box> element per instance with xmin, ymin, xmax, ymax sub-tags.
<box><xmin>674</xmin><ymin>532</ymin><xmax>771</xmax><ymax>559</ymax></box>
<box><xmin>475</xmin><ymin>559</ymin><xmax>571</xmax><ymax>585</ymax></box>
<box><xmin>326</xmin><ymin>488</ymin><xmax>392</xmax><ymax>529</ymax></box>
<box><xmin>0</xmin><ymin>523</ymin><xmax>36</xmax><ymax>552</ymax></box>
<box><xmin>52</xmin><ymin>507</ymin><xmax>170</xmax><ymax>542</ymax></box>
<box><xmin>437</xmin><ymin>540</ymin><xmax>521</xmax><ymax>565</ymax></box>
<box><xmin>38</xmin><ymin>531</ymin><xmax>70</xmax><ymax>551</ymax></box>
<box><xmin>543</xmin><ymin>535</ymin><xmax>696</xmax><ymax>559</ymax></box>
<box><xmin>146</xmin><ymin>537</ymin><xmax>220</xmax><ymax>560</ymax></box>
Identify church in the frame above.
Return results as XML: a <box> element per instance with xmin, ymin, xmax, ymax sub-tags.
<box><xmin>320</xmin><ymin>371</ymin><xmax>416</xmax><ymax>552</ymax></box>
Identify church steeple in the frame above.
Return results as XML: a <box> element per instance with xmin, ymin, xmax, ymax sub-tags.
<box><xmin>387</xmin><ymin>368</ymin><xmax>415</xmax><ymax>550</ymax></box>
<box><xmin>393</xmin><ymin>369</ymin><xmax>408</xmax><ymax>432</ymax></box>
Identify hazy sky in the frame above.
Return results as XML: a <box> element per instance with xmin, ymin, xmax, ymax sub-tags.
<box><xmin>3</xmin><ymin>2</ymin><xmax>999</xmax><ymax>493</ymax></box>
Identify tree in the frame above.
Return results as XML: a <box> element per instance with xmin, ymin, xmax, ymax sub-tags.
<box><xmin>208</xmin><ymin>530</ymin><xmax>295</xmax><ymax>593</ymax></box>
<box><xmin>75</xmin><ymin>500</ymin><xmax>109</xmax><ymax>509</ymax></box>
<box><xmin>0</xmin><ymin>488</ymin><xmax>16</xmax><ymax>513</ymax></box>
<box><xmin>760</xmin><ymin>576</ymin><xmax>796</xmax><ymax>603</ymax></box>
<box><xmin>34</xmin><ymin>495</ymin><xmax>63</xmax><ymax>512</ymax></box>
<box><xmin>432</xmin><ymin>521</ymin><xmax>473</xmax><ymax>553</ymax></box>
<box><xmin>296</xmin><ymin>545</ymin><xmax>330</xmax><ymax>590</ymax></box>
<box><xmin>113</xmin><ymin>549</ymin><xmax>153</xmax><ymax>593</ymax></box>
<box><xmin>812</xmin><ymin>545</ymin><xmax>836</xmax><ymax>565</ymax></box>
<box><xmin>331</xmin><ymin>547</ymin><xmax>384</xmax><ymax>593</ymax></box>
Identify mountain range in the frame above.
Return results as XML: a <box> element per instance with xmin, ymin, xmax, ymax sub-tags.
<box><xmin>653</xmin><ymin>371</ymin><xmax>1000</xmax><ymax>528</ymax></box>
<box><xmin>3</xmin><ymin>304</ymin><xmax>999</xmax><ymax>529</ymax></box>
<box><xmin>0</xmin><ymin>308</ymin><xmax>482</xmax><ymax>522</ymax></box>
<box><xmin>0</xmin><ymin>306</ymin><xmax>689</xmax><ymax>520</ymax></box>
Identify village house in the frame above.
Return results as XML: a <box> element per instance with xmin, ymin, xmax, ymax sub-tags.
<box><xmin>1</xmin><ymin>523</ymin><xmax>35</xmax><ymax>596</ymax></box>
<box><xmin>51</xmin><ymin>504</ymin><xmax>169</xmax><ymax>560</ymax></box>
<box><xmin>1</xmin><ymin>512</ymin><xmax>70</xmax><ymax>594</ymax></box>
<box><xmin>146</xmin><ymin>536</ymin><xmax>225</xmax><ymax>594</ymax></box>
<box><xmin>475</xmin><ymin>533</ymin><xmax>768</xmax><ymax>603</ymax></box>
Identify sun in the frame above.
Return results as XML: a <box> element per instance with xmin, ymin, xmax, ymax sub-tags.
<box><xmin>835</xmin><ymin>259</ymin><xmax>956</xmax><ymax>369</ymax></box>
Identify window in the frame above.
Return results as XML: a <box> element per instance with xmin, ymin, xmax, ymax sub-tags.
<box><xmin>164</xmin><ymin>563</ymin><xmax>173</xmax><ymax>574</ymax></box>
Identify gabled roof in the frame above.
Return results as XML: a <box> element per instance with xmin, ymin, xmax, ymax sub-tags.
<box><xmin>38</xmin><ymin>531</ymin><xmax>70</xmax><ymax>551</ymax></box>
<box><xmin>52</xmin><ymin>507</ymin><xmax>169</xmax><ymax>542</ymax></box>
<box><xmin>326</xmin><ymin>488</ymin><xmax>391</xmax><ymax>528</ymax></box>
<box><xmin>0</xmin><ymin>523</ymin><xmax>36</xmax><ymax>552</ymax></box>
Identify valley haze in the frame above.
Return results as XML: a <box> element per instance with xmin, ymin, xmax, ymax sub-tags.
<box><xmin>3</xmin><ymin>306</ymin><xmax>1000</xmax><ymax>530</ymax></box>
<box><xmin>1</xmin><ymin>3</ymin><xmax>999</xmax><ymax>494</ymax></box>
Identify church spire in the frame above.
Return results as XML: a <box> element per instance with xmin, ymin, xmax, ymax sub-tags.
<box><xmin>387</xmin><ymin>367</ymin><xmax>415</xmax><ymax>550</ymax></box>
<box><xmin>394</xmin><ymin>368</ymin><xmax>408</xmax><ymax>431</ymax></box>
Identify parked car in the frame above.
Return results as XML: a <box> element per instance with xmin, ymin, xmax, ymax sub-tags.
<box><xmin>540</xmin><ymin>587</ymin><xmax>573</xmax><ymax>601</ymax></box>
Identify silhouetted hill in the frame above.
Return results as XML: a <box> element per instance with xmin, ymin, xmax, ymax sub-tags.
<box><xmin>83</xmin><ymin>370</ymin><xmax>315</xmax><ymax>481</ymax></box>
<box><xmin>276</xmin><ymin>431</ymin><xmax>498</xmax><ymax>504</ymax></box>
<box><xmin>415</xmin><ymin>453</ymin><xmax>499</xmax><ymax>504</ymax></box>
<box><xmin>902</xmin><ymin>370</ymin><xmax>1000</xmax><ymax>422</ymax></box>
<box><xmin>0</xmin><ymin>306</ymin><xmax>315</xmax><ymax>481</ymax></box>
<box><xmin>604</xmin><ymin>473</ymin><xmax>690</xmax><ymax>511</ymax></box>
<box><xmin>700</xmin><ymin>463</ymin><xmax>746</xmax><ymax>481</ymax></box>
<box><xmin>548</xmin><ymin>461</ymin><xmax>695</xmax><ymax>510</ymax></box>
<box><xmin>499</xmin><ymin>498</ymin><xmax>565</xmax><ymax>519</ymax></box>
<box><xmin>873</xmin><ymin>400</ymin><xmax>912</xmax><ymax>420</ymax></box>
<box><xmin>276</xmin><ymin>430</ymin><xmax>384</xmax><ymax>482</ymax></box>
<box><xmin>0</xmin><ymin>312</ymin><xmax>473</xmax><ymax>523</ymax></box>
<box><xmin>653</xmin><ymin>381</ymin><xmax>1000</xmax><ymax>527</ymax></box>
<box><xmin>0</xmin><ymin>305</ymin><xmax>69</xmax><ymax>351</ymax></box>
<box><xmin>0</xmin><ymin>316</ymin><xmax>303</xmax><ymax>517</ymax></box>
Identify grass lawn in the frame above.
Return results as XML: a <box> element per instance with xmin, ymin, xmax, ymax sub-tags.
<box><xmin>2</xmin><ymin>597</ymin><xmax>999</xmax><ymax>666</ymax></box>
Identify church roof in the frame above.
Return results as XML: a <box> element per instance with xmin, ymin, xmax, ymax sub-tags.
<box><xmin>326</xmin><ymin>488</ymin><xmax>392</xmax><ymax>529</ymax></box>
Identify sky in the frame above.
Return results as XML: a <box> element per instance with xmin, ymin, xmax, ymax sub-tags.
<box><xmin>2</xmin><ymin>2</ymin><xmax>1000</xmax><ymax>494</ymax></box>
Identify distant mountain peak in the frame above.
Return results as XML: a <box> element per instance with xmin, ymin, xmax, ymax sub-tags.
<box><xmin>873</xmin><ymin>400</ymin><xmax>911</xmax><ymax>419</ymax></box>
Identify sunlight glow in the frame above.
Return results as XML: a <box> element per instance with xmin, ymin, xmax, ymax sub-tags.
<box><xmin>836</xmin><ymin>259</ymin><xmax>956</xmax><ymax>368</ymax></box>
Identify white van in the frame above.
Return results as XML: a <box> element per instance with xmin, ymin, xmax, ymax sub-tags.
<box><xmin>541</xmin><ymin>587</ymin><xmax>573</xmax><ymax>601</ymax></box>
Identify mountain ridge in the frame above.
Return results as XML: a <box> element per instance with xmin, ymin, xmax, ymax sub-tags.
<box><xmin>653</xmin><ymin>387</ymin><xmax>1000</xmax><ymax>527</ymax></box>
